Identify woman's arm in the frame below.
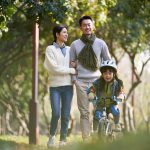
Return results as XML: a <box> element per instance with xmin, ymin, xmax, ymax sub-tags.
<box><xmin>87</xmin><ymin>86</ymin><xmax>96</xmax><ymax>100</ymax></box>
<box><xmin>70</xmin><ymin>43</ymin><xmax>77</xmax><ymax>81</ymax></box>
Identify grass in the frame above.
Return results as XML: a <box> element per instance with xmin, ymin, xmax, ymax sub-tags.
<box><xmin>0</xmin><ymin>134</ymin><xmax>82</xmax><ymax>150</ymax></box>
<box><xmin>0</xmin><ymin>131</ymin><xmax>150</xmax><ymax>150</ymax></box>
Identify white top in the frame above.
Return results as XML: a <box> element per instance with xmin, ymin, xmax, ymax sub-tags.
<box><xmin>44</xmin><ymin>44</ymin><xmax>76</xmax><ymax>87</ymax></box>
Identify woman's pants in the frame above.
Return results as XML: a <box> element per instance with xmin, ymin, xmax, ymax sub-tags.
<box><xmin>49</xmin><ymin>85</ymin><xmax>73</xmax><ymax>141</ymax></box>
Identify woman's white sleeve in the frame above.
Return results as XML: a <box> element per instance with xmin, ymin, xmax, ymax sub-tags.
<box><xmin>44</xmin><ymin>48</ymin><xmax>75</xmax><ymax>75</ymax></box>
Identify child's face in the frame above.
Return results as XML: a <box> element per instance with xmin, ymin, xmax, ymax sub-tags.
<box><xmin>102</xmin><ymin>69</ymin><xmax>114</xmax><ymax>82</ymax></box>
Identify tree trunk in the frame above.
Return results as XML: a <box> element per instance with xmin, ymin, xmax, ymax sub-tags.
<box><xmin>5</xmin><ymin>108</ymin><xmax>17</xmax><ymax>135</ymax></box>
<box><xmin>123</xmin><ymin>102</ymin><xmax>136</xmax><ymax>132</ymax></box>
<box><xmin>131</xmin><ymin>70</ymin><xmax>136</xmax><ymax>128</ymax></box>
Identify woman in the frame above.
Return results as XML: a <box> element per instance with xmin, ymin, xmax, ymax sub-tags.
<box><xmin>44</xmin><ymin>25</ymin><xmax>76</xmax><ymax>147</ymax></box>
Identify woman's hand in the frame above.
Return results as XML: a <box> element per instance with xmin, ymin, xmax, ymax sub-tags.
<box><xmin>88</xmin><ymin>92</ymin><xmax>95</xmax><ymax>100</ymax></box>
<box><xmin>70</xmin><ymin>61</ymin><xmax>76</xmax><ymax>68</ymax></box>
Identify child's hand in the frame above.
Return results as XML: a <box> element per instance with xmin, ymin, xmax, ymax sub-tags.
<box><xmin>117</xmin><ymin>91</ymin><xmax>125</xmax><ymax>100</ymax></box>
<box><xmin>117</xmin><ymin>88</ymin><xmax>126</xmax><ymax>100</ymax></box>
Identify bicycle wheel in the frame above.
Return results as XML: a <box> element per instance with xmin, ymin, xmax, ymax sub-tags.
<box><xmin>98</xmin><ymin>120</ymin><xmax>106</xmax><ymax>138</ymax></box>
<box><xmin>106</xmin><ymin>122</ymin><xmax>113</xmax><ymax>135</ymax></box>
<box><xmin>107</xmin><ymin>122</ymin><xmax>115</xmax><ymax>142</ymax></box>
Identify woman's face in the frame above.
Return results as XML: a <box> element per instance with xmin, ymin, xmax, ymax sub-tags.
<box><xmin>102</xmin><ymin>69</ymin><xmax>114</xmax><ymax>82</ymax></box>
<box><xmin>56</xmin><ymin>28</ymin><xmax>68</xmax><ymax>43</ymax></box>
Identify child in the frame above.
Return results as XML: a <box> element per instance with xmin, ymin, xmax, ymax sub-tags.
<box><xmin>88</xmin><ymin>60</ymin><xmax>125</xmax><ymax>132</ymax></box>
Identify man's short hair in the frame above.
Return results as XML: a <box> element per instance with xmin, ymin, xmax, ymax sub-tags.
<box><xmin>79</xmin><ymin>15</ymin><xmax>93</xmax><ymax>26</ymax></box>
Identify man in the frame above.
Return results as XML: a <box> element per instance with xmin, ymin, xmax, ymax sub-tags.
<box><xmin>70</xmin><ymin>15</ymin><xmax>111</xmax><ymax>141</ymax></box>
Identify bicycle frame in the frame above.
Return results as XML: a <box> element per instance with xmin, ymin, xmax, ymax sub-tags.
<box><xmin>89</xmin><ymin>95</ymin><xmax>122</xmax><ymax>140</ymax></box>
<box><xmin>97</xmin><ymin>97</ymin><xmax>115</xmax><ymax>140</ymax></box>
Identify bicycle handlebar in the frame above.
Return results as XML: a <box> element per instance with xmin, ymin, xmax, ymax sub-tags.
<box><xmin>89</xmin><ymin>96</ymin><xmax>123</xmax><ymax>107</ymax></box>
<box><xmin>111</xmin><ymin>96</ymin><xmax>122</xmax><ymax>103</ymax></box>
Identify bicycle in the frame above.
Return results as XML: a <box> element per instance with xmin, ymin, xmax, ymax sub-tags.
<box><xmin>94</xmin><ymin>96</ymin><xmax>122</xmax><ymax>142</ymax></box>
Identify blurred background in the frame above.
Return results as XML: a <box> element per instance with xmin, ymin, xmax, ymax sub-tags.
<box><xmin>0</xmin><ymin>0</ymin><xmax>150</xmax><ymax>141</ymax></box>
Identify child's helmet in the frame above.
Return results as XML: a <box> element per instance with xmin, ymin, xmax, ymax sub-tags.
<box><xmin>100</xmin><ymin>60</ymin><xmax>117</xmax><ymax>73</ymax></box>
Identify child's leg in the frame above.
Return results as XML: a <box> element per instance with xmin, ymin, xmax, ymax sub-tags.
<box><xmin>93</xmin><ymin>109</ymin><xmax>103</xmax><ymax>131</ymax></box>
<box><xmin>110</xmin><ymin>105</ymin><xmax>120</xmax><ymax>124</ymax></box>
<box><xmin>111</xmin><ymin>105</ymin><xmax>121</xmax><ymax>131</ymax></box>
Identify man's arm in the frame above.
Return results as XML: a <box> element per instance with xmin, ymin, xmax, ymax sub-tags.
<box><xmin>101</xmin><ymin>41</ymin><xmax>111</xmax><ymax>60</ymax></box>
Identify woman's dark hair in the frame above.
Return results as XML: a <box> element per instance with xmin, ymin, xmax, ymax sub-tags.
<box><xmin>79</xmin><ymin>15</ymin><xmax>93</xmax><ymax>26</ymax></box>
<box><xmin>53</xmin><ymin>25</ymin><xmax>67</xmax><ymax>42</ymax></box>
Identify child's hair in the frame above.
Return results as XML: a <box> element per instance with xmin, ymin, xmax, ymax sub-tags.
<box><xmin>100</xmin><ymin>66</ymin><xmax>116</xmax><ymax>74</ymax></box>
<box><xmin>97</xmin><ymin>74</ymin><xmax>124</xmax><ymax>95</ymax></box>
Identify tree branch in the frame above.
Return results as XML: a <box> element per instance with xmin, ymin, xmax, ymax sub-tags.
<box><xmin>140</xmin><ymin>57</ymin><xmax>150</xmax><ymax>76</ymax></box>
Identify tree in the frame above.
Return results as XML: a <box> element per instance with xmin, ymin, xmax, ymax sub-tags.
<box><xmin>0</xmin><ymin>0</ymin><xmax>150</xmax><ymax>135</ymax></box>
<box><xmin>0</xmin><ymin>0</ymin><xmax>71</xmax><ymax>135</ymax></box>
<box><xmin>98</xmin><ymin>0</ymin><xmax>150</xmax><ymax>131</ymax></box>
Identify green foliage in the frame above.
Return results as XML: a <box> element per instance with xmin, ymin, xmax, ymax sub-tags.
<box><xmin>0</xmin><ymin>0</ymin><xmax>70</xmax><ymax>37</ymax></box>
<box><xmin>0</xmin><ymin>1</ymin><xmax>15</xmax><ymax>37</ymax></box>
<box><xmin>105</xmin><ymin>0</ymin><xmax>150</xmax><ymax>53</ymax></box>
<box><xmin>61</xmin><ymin>0</ymin><xmax>117</xmax><ymax>43</ymax></box>
<box><xmin>25</xmin><ymin>0</ymin><xmax>69</xmax><ymax>21</ymax></box>
<box><xmin>0</xmin><ymin>14</ymin><xmax>33</xmax><ymax>131</ymax></box>
<box><xmin>0</xmin><ymin>0</ymin><xmax>150</xmax><ymax>135</ymax></box>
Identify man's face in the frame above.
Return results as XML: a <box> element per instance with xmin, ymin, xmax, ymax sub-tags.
<box><xmin>80</xmin><ymin>19</ymin><xmax>94</xmax><ymax>35</ymax></box>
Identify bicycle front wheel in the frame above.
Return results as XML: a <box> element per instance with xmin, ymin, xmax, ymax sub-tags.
<box><xmin>98</xmin><ymin>120</ymin><xmax>106</xmax><ymax>138</ymax></box>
